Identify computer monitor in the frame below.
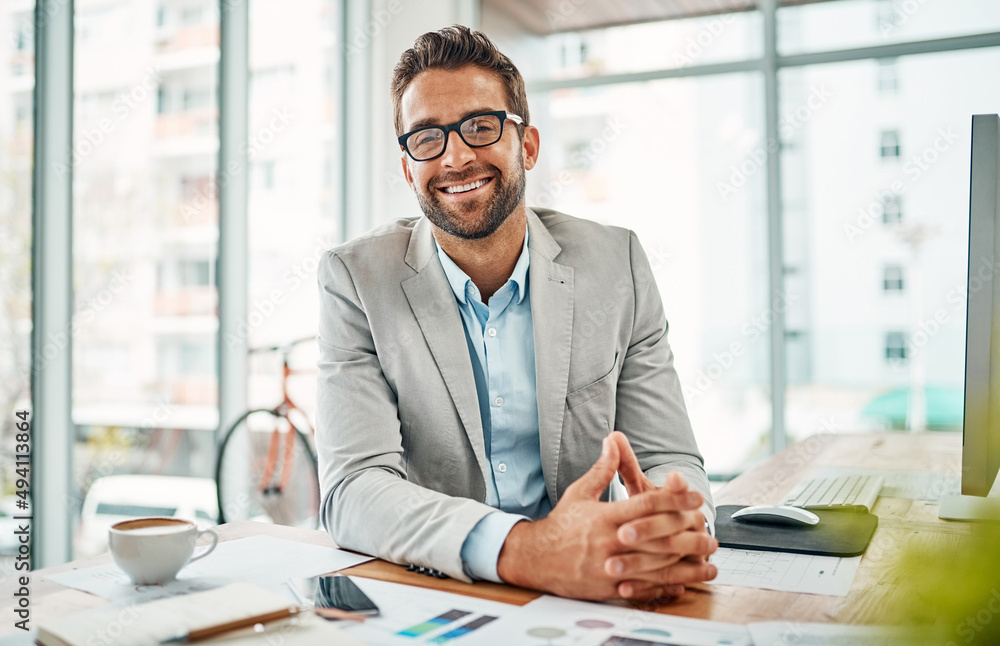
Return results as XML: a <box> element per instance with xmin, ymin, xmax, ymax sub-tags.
<box><xmin>939</xmin><ymin>113</ymin><xmax>1000</xmax><ymax>522</ymax></box>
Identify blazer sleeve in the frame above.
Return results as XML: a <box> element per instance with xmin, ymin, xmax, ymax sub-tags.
<box><xmin>614</xmin><ymin>232</ymin><xmax>715</xmax><ymax>525</ymax></box>
<box><xmin>316</xmin><ymin>250</ymin><xmax>497</xmax><ymax>582</ymax></box>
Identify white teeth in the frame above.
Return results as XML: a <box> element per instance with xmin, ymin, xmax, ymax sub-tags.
<box><xmin>443</xmin><ymin>178</ymin><xmax>488</xmax><ymax>194</ymax></box>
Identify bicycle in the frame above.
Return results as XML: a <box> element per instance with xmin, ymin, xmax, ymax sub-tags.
<box><xmin>214</xmin><ymin>337</ymin><xmax>320</xmax><ymax>528</ymax></box>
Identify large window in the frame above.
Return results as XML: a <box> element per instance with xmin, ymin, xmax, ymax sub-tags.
<box><xmin>780</xmin><ymin>47</ymin><xmax>1000</xmax><ymax>435</ymax></box>
<box><xmin>71</xmin><ymin>0</ymin><xmax>221</xmax><ymax>556</ymax></box>
<box><xmin>525</xmin><ymin>76</ymin><xmax>771</xmax><ymax>474</ymax></box>
<box><xmin>778</xmin><ymin>0</ymin><xmax>1000</xmax><ymax>54</ymax></box>
<box><xmin>244</xmin><ymin>0</ymin><xmax>339</xmax><ymax>421</ymax></box>
<box><xmin>16</xmin><ymin>0</ymin><xmax>1000</xmax><ymax>563</ymax></box>
<box><xmin>0</xmin><ymin>1</ymin><xmax>35</xmax><ymax>559</ymax></box>
<box><xmin>486</xmin><ymin>0</ymin><xmax>1000</xmax><ymax>473</ymax></box>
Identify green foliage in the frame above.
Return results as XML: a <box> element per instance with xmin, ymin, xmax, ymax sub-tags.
<box><xmin>890</xmin><ymin>524</ymin><xmax>1000</xmax><ymax>646</ymax></box>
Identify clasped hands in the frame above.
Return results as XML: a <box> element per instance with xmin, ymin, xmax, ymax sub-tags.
<box><xmin>497</xmin><ymin>431</ymin><xmax>718</xmax><ymax>601</ymax></box>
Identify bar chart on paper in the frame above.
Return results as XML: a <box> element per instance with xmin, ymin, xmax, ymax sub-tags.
<box><xmin>340</xmin><ymin>577</ymin><xmax>512</xmax><ymax>646</ymax></box>
<box><xmin>395</xmin><ymin>609</ymin><xmax>499</xmax><ymax>643</ymax></box>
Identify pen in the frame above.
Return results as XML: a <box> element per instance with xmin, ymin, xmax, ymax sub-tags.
<box><xmin>160</xmin><ymin>607</ymin><xmax>303</xmax><ymax>644</ymax></box>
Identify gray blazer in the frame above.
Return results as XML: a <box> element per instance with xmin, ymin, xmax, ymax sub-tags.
<box><xmin>316</xmin><ymin>208</ymin><xmax>712</xmax><ymax>582</ymax></box>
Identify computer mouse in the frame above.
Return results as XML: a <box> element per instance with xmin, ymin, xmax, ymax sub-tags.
<box><xmin>731</xmin><ymin>504</ymin><xmax>820</xmax><ymax>526</ymax></box>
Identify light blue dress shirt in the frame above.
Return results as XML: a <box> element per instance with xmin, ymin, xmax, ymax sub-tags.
<box><xmin>434</xmin><ymin>229</ymin><xmax>553</xmax><ymax>582</ymax></box>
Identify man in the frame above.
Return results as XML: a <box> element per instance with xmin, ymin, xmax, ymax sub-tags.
<box><xmin>317</xmin><ymin>25</ymin><xmax>717</xmax><ymax>601</ymax></box>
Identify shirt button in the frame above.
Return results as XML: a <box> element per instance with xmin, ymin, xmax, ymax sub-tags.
<box><xmin>497</xmin><ymin>463</ymin><xmax>507</xmax><ymax>473</ymax></box>
<box><xmin>487</xmin><ymin>327</ymin><xmax>497</xmax><ymax>337</ymax></box>
<box><xmin>494</xmin><ymin>396</ymin><xmax>504</xmax><ymax>407</ymax></box>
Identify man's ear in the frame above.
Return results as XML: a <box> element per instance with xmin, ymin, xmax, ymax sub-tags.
<box><xmin>400</xmin><ymin>152</ymin><xmax>415</xmax><ymax>189</ymax></box>
<box><xmin>521</xmin><ymin>125</ymin><xmax>540</xmax><ymax>171</ymax></box>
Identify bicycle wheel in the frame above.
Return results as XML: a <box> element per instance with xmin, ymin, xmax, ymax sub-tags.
<box><xmin>215</xmin><ymin>408</ymin><xmax>319</xmax><ymax>528</ymax></box>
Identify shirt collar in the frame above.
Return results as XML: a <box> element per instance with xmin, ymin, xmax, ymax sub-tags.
<box><xmin>435</xmin><ymin>225</ymin><xmax>530</xmax><ymax>305</ymax></box>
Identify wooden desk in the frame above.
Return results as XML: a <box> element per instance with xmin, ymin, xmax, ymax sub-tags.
<box><xmin>1</xmin><ymin>431</ymin><xmax>968</xmax><ymax>638</ymax></box>
<box><xmin>343</xmin><ymin>431</ymin><xmax>969</xmax><ymax>625</ymax></box>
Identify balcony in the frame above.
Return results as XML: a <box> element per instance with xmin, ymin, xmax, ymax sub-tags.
<box><xmin>174</xmin><ymin>197</ymin><xmax>219</xmax><ymax>227</ymax></box>
<box><xmin>156</xmin><ymin>24</ymin><xmax>219</xmax><ymax>55</ymax></box>
<box><xmin>155</xmin><ymin>107</ymin><xmax>217</xmax><ymax>139</ymax></box>
<box><xmin>170</xmin><ymin>378</ymin><xmax>217</xmax><ymax>407</ymax></box>
<box><xmin>155</xmin><ymin>286</ymin><xmax>217</xmax><ymax>317</ymax></box>
<box><xmin>153</xmin><ymin>108</ymin><xmax>218</xmax><ymax>157</ymax></box>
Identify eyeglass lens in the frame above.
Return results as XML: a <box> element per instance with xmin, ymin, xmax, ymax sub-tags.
<box><xmin>407</xmin><ymin>114</ymin><xmax>504</xmax><ymax>160</ymax></box>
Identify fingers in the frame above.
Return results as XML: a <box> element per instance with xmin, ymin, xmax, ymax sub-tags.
<box><xmin>605</xmin><ymin>532</ymin><xmax>717</xmax><ymax>578</ymax></box>
<box><xmin>609</xmin><ymin>431</ymin><xmax>655</xmax><ymax>496</ymax></box>
<box><xmin>663</xmin><ymin>470</ymin><xmax>689</xmax><ymax>493</ymax></box>
<box><xmin>618</xmin><ymin>582</ymin><xmax>685</xmax><ymax>602</ymax></box>
<box><xmin>563</xmin><ymin>435</ymin><xmax>621</xmax><ymax>501</ymax></box>
<box><xmin>615</xmin><ymin>559</ymin><xmax>719</xmax><ymax>599</ymax></box>
<box><xmin>615</xmin><ymin>524</ymin><xmax>717</xmax><ymax>558</ymax></box>
<box><xmin>617</xmin><ymin>508</ymin><xmax>706</xmax><ymax>547</ymax></box>
<box><xmin>608</xmin><ymin>477</ymin><xmax>702</xmax><ymax>525</ymax></box>
<box><xmin>606</xmin><ymin>550</ymin><xmax>684</xmax><ymax>576</ymax></box>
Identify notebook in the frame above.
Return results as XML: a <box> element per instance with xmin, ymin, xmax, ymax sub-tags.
<box><xmin>36</xmin><ymin>581</ymin><xmax>364</xmax><ymax>646</ymax></box>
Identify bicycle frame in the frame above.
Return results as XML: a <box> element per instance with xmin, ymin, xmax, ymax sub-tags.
<box><xmin>261</xmin><ymin>352</ymin><xmax>316</xmax><ymax>496</ymax></box>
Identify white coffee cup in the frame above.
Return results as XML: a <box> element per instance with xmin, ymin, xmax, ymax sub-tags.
<box><xmin>108</xmin><ymin>518</ymin><xmax>218</xmax><ymax>585</ymax></box>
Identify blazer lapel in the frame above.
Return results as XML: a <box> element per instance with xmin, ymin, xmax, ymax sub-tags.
<box><xmin>401</xmin><ymin>218</ymin><xmax>490</xmax><ymax>489</ymax></box>
<box><xmin>526</xmin><ymin>209</ymin><xmax>575</xmax><ymax>504</ymax></box>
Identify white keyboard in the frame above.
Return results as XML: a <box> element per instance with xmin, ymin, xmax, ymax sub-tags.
<box><xmin>782</xmin><ymin>474</ymin><xmax>884</xmax><ymax>512</ymax></box>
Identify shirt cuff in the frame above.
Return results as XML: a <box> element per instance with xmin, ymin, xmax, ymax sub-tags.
<box><xmin>459</xmin><ymin>511</ymin><xmax>528</xmax><ymax>583</ymax></box>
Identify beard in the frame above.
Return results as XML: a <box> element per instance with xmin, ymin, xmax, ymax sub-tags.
<box><xmin>414</xmin><ymin>161</ymin><xmax>526</xmax><ymax>240</ymax></box>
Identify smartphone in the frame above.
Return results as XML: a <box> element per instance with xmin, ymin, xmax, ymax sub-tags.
<box><xmin>287</xmin><ymin>574</ymin><xmax>380</xmax><ymax>617</ymax></box>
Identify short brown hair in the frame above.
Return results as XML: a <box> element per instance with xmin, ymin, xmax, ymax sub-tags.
<box><xmin>391</xmin><ymin>25</ymin><xmax>530</xmax><ymax>136</ymax></box>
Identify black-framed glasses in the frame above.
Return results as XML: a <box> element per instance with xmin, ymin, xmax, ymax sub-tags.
<box><xmin>398</xmin><ymin>110</ymin><xmax>524</xmax><ymax>162</ymax></box>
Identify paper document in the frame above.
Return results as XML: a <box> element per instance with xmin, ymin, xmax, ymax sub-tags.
<box><xmin>338</xmin><ymin>576</ymin><xmax>517</xmax><ymax>645</ymax></box>
<box><xmin>45</xmin><ymin>535</ymin><xmax>373</xmax><ymax>604</ymax></box>
<box><xmin>748</xmin><ymin>621</ymin><xmax>922</xmax><ymax>645</ymax></box>
<box><xmin>710</xmin><ymin>547</ymin><xmax>860</xmax><ymax>596</ymax></box>
<box><xmin>473</xmin><ymin>594</ymin><xmax>752</xmax><ymax>646</ymax></box>
<box><xmin>35</xmin><ymin>581</ymin><xmax>363</xmax><ymax>646</ymax></box>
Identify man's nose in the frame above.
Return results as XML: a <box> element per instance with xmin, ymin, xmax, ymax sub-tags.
<box><xmin>439</xmin><ymin>129</ymin><xmax>476</xmax><ymax>168</ymax></box>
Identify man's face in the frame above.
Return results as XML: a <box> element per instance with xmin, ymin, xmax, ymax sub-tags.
<box><xmin>399</xmin><ymin>65</ymin><xmax>539</xmax><ymax>240</ymax></box>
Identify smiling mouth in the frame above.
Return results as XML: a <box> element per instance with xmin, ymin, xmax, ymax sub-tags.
<box><xmin>438</xmin><ymin>177</ymin><xmax>492</xmax><ymax>195</ymax></box>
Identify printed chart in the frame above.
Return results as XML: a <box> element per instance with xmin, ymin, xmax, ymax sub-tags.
<box><xmin>340</xmin><ymin>577</ymin><xmax>513</xmax><ymax>646</ymax></box>
<box><xmin>472</xmin><ymin>595</ymin><xmax>752</xmax><ymax>646</ymax></box>
<box><xmin>710</xmin><ymin>547</ymin><xmax>860</xmax><ymax>596</ymax></box>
